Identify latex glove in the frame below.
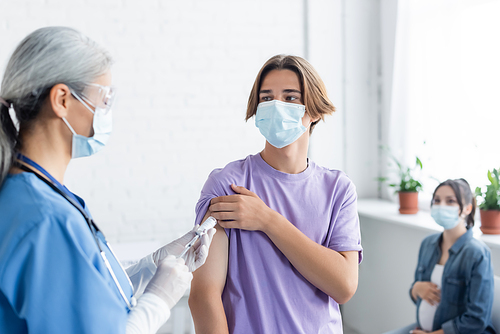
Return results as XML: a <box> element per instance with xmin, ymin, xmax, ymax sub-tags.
<box><xmin>152</xmin><ymin>226</ymin><xmax>216</xmax><ymax>272</ymax></box>
<box><xmin>144</xmin><ymin>255</ymin><xmax>192</xmax><ymax>309</ymax></box>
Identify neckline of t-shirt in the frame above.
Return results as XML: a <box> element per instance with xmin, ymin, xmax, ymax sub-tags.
<box><xmin>254</xmin><ymin>153</ymin><xmax>314</xmax><ymax>181</ymax></box>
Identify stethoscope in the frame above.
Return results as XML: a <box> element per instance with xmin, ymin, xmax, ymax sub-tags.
<box><xmin>15</xmin><ymin>153</ymin><xmax>136</xmax><ymax>310</ymax></box>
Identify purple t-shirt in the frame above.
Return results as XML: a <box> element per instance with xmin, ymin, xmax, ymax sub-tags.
<box><xmin>195</xmin><ymin>153</ymin><xmax>363</xmax><ymax>334</ymax></box>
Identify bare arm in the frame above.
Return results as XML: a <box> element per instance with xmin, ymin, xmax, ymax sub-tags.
<box><xmin>188</xmin><ymin>212</ymin><xmax>229</xmax><ymax>334</ymax></box>
<box><xmin>210</xmin><ymin>184</ymin><xmax>359</xmax><ymax>304</ymax></box>
<box><xmin>264</xmin><ymin>214</ymin><xmax>359</xmax><ymax>304</ymax></box>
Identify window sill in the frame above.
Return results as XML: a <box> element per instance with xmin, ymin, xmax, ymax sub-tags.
<box><xmin>358</xmin><ymin>198</ymin><xmax>500</xmax><ymax>250</ymax></box>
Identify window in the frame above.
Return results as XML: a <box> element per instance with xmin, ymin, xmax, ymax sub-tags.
<box><xmin>391</xmin><ymin>0</ymin><xmax>500</xmax><ymax>195</ymax></box>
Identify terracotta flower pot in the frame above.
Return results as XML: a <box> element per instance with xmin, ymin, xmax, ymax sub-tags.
<box><xmin>398</xmin><ymin>191</ymin><xmax>419</xmax><ymax>214</ymax></box>
<box><xmin>479</xmin><ymin>209</ymin><xmax>500</xmax><ymax>234</ymax></box>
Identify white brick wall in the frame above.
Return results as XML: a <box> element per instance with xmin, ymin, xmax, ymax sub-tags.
<box><xmin>0</xmin><ymin>0</ymin><xmax>307</xmax><ymax>243</ymax></box>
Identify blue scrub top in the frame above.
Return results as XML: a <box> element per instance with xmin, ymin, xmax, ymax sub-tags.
<box><xmin>0</xmin><ymin>172</ymin><xmax>133</xmax><ymax>333</ymax></box>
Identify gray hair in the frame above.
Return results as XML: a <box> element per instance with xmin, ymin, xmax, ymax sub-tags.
<box><xmin>0</xmin><ymin>26</ymin><xmax>113</xmax><ymax>186</ymax></box>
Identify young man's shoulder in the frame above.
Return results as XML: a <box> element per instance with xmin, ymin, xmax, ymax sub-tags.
<box><xmin>311</xmin><ymin>162</ymin><xmax>356</xmax><ymax>191</ymax></box>
<box><xmin>200</xmin><ymin>155</ymin><xmax>257</xmax><ymax>197</ymax></box>
<box><xmin>313</xmin><ymin>163</ymin><xmax>350</xmax><ymax>178</ymax></box>
<box><xmin>207</xmin><ymin>154</ymin><xmax>255</xmax><ymax>181</ymax></box>
<box><xmin>205</xmin><ymin>155</ymin><xmax>356</xmax><ymax>194</ymax></box>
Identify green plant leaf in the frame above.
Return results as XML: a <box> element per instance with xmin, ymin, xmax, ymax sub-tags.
<box><xmin>493</xmin><ymin>168</ymin><xmax>500</xmax><ymax>189</ymax></box>
<box><xmin>416</xmin><ymin>157</ymin><xmax>423</xmax><ymax>170</ymax></box>
<box><xmin>378</xmin><ymin>147</ymin><xmax>423</xmax><ymax>194</ymax></box>
<box><xmin>488</xmin><ymin>170</ymin><xmax>499</xmax><ymax>188</ymax></box>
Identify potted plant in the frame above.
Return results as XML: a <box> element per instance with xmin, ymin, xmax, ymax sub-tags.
<box><xmin>475</xmin><ymin>168</ymin><xmax>500</xmax><ymax>234</ymax></box>
<box><xmin>378</xmin><ymin>150</ymin><xmax>423</xmax><ymax>214</ymax></box>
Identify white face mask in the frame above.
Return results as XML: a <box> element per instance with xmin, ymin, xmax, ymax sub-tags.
<box><xmin>62</xmin><ymin>91</ymin><xmax>112</xmax><ymax>159</ymax></box>
<box><xmin>431</xmin><ymin>205</ymin><xmax>461</xmax><ymax>230</ymax></box>
<box><xmin>255</xmin><ymin>100</ymin><xmax>307</xmax><ymax>148</ymax></box>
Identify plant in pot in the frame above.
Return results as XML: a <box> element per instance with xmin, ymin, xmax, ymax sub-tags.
<box><xmin>378</xmin><ymin>151</ymin><xmax>423</xmax><ymax>214</ymax></box>
<box><xmin>475</xmin><ymin>168</ymin><xmax>500</xmax><ymax>234</ymax></box>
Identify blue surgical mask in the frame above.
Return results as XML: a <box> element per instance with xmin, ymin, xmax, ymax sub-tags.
<box><xmin>62</xmin><ymin>92</ymin><xmax>112</xmax><ymax>159</ymax></box>
<box><xmin>431</xmin><ymin>205</ymin><xmax>460</xmax><ymax>230</ymax></box>
<box><xmin>255</xmin><ymin>100</ymin><xmax>307</xmax><ymax>149</ymax></box>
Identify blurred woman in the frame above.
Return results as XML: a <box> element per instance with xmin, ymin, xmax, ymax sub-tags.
<box><xmin>386</xmin><ymin>179</ymin><xmax>495</xmax><ymax>334</ymax></box>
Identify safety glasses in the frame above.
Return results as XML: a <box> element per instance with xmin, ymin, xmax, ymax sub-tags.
<box><xmin>73</xmin><ymin>83</ymin><xmax>116</xmax><ymax>115</ymax></box>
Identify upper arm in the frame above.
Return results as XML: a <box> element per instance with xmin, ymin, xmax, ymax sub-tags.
<box><xmin>191</xmin><ymin>211</ymin><xmax>229</xmax><ymax>297</ymax></box>
<box><xmin>189</xmin><ymin>210</ymin><xmax>230</xmax><ymax>334</ymax></box>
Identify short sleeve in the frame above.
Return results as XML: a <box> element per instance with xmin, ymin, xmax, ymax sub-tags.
<box><xmin>0</xmin><ymin>216</ymin><xmax>128</xmax><ymax>334</ymax></box>
<box><xmin>194</xmin><ymin>169</ymin><xmax>232</xmax><ymax>233</ymax></box>
<box><xmin>326</xmin><ymin>179</ymin><xmax>363</xmax><ymax>263</ymax></box>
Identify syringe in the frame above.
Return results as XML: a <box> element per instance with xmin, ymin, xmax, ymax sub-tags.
<box><xmin>178</xmin><ymin>216</ymin><xmax>217</xmax><ymax>258</ymax></box>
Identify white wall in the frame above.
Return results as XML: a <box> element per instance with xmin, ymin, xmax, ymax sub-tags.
<box><xmin>307</xmin><ymin>0</ymin><xmax>345</xmax><ymax>171</ymax></box>
<box><xmin>344</xmin><ymin>215</ymin><xmax>427</xmax><ymax>333</ymax></box>
<box><xmin>1</xmin><ymin>0</ymin><xmax>386</xmax><ymax>243</ymax></box>
<box><xmin>5</xmin><ymin>1</ymin><xmax>452</xmax><ymax>332</ymax></box>
<box><xmin>308</xmin><ymin>0</ymin><xmax>384</xmax><ymax>199</ymax></box>
<box><xmin>379</xmin><ymin>0</ymin><xmax>399</xmax><ymax>199</ymax></box>
<box><xmin>342</xmin><ymin>0</ymin><xmax>380</xmax><ymax>199</ymax></box>
<box><xmin>0</xmin><ymin>0</ymin><xmax>311</xmax><ymax>243</ymax></box>
<box><xmin>0</xmin><ymin>0</ymin><xmax>392</xmax><ymax>261</ymax></box>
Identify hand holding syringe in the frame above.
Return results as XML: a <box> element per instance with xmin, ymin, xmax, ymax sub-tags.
<box><xmin>178</xmin><ymin>216</ymin><xmax>217</xmax><ymax>258</ymax></box>
<box><xmin>152</xmin><ymin>216</ymin><xmax>217</xmax><ymax>272</ymax></box>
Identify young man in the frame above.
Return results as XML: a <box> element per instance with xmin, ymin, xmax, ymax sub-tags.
<box><xmin>189</xmin><ymin>55</ymin><xmax>363</xmax><ymax>334</ymax></box>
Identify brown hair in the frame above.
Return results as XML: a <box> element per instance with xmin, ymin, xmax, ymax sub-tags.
<box><xmin>246</xmin><ymin>55</ymin><xmax>335</xmax><ymax>133</ymax></box>
<box><xmin>431</xmin><ymin>178</ymin><xmax>477</xmax><ymax>229</ymax></box>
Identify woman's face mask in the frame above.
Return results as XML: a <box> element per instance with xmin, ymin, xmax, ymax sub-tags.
<box><xmin>431</xmin><ymin>185</ymin><xmax>465</xmax><ymax>230</ymax></box>
<box><xmin>431</xmin><ymin>205</ymin><xmax>461</xmax><ymax>230</ymax></box>
<box><xmin>62</xmin><ymin>83</ymin><xmax>115</xmax><ymax>159</ymax></box>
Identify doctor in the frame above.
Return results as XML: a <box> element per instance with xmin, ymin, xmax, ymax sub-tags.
<box><xmin>0</xmin><ymin>27</ymin><xmax>215</xmax><ymax>334</ymax></box>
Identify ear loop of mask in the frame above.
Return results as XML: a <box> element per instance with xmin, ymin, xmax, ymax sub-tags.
<box><xmin>62</xmin><ymin>118</ymin><xmax>77</xmax><ymax>136</ymax></box>
<box><xmin>62</xmin><ymin>91</ymin><xmax>96</xmax><ymax>135</ymax></box>
<box><xmin>72</xmin><ymin>92</ymin><xmax>96</xmax><ymax>115</ymax></box>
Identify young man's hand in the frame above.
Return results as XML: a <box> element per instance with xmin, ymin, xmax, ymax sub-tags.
<box><xmin>208</xmin><ymin>184</ymin><xmax>278</xmax><ymax>233</ymax></box>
